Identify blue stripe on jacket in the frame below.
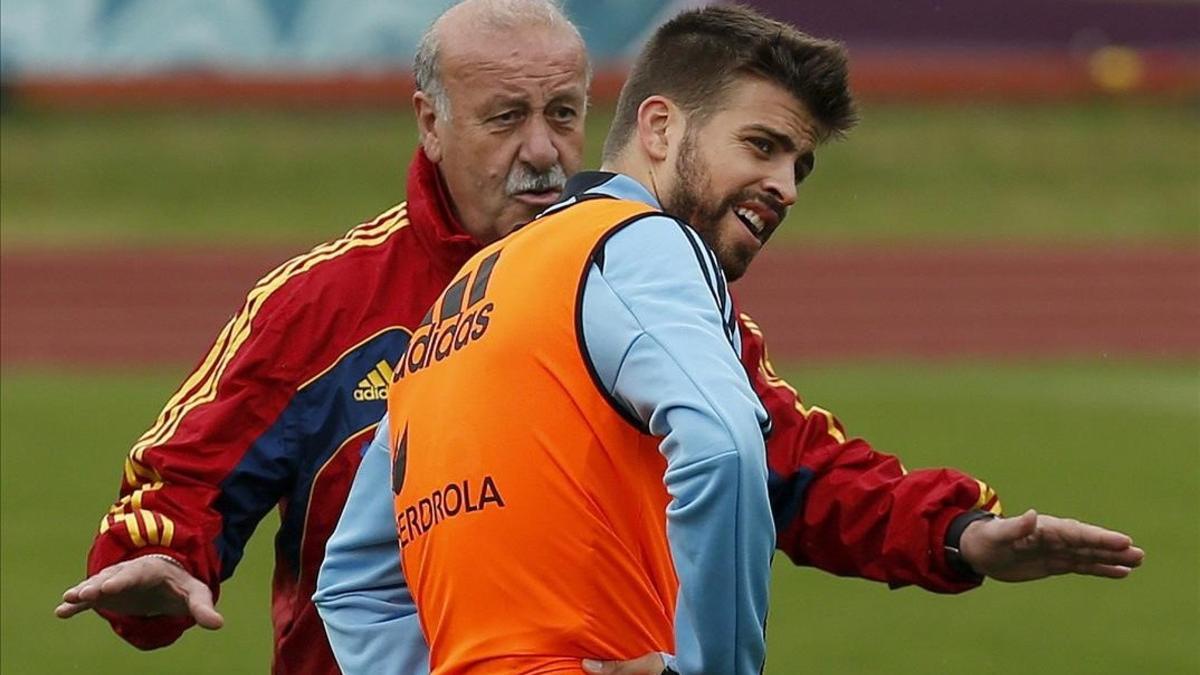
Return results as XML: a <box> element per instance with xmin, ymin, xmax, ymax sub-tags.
<box><xmin>214</xmin><ymin>327</ymin><xmax>411</xmax><ymax>578</ymax></box>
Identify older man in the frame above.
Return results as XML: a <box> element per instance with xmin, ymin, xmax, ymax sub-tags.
<box><xmin>55</xmin><ymin>2</ymin><xmax>587</xmax><ymax>673</ymax></box>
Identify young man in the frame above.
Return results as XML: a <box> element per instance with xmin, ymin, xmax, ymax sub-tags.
<box><xmin>317</xmin><ymin>6</ymin><xmax>1142</xmax><ymax>674</ymax></box>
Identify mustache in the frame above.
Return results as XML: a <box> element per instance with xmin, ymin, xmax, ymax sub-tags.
<box><xmin>506</xmin><ymin>164</ymin><xmax>566</xmax><ymax>196</ymax></box>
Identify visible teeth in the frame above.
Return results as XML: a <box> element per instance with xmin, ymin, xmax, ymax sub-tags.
<box><xmin>735</xmin><ymin>207</ymin><xmax>765</xmax><ymax>233</ymax></box>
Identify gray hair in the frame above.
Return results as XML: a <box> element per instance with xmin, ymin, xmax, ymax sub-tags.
<box><xmin>414</xmin><ymin>0</ymin><xmax>590</xmax><ymax>118</ymax></box>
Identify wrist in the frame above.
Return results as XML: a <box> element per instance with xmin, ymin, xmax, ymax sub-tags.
<box><xmin>140</xmin><ymin>553</ymin><xmax>185</xmax><ymax>570</ymax></box>
<box><xmin>944</xmin><ymin>509</ymin><xmax>996</xmax><ymax>580</ymax></box>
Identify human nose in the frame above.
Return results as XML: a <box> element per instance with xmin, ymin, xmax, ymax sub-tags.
<box><xmin>764</xmin><ymin>162</ymin><xmax>797</xmax><ymax>207</ymax></box>
<box><xmin>518</xmin><ymin>116</ymin><xmax>560</xmax><ymax>171</ymax></box>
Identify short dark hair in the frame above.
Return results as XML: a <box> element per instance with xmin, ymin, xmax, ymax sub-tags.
<box><xmin>602</xmin><ymin>4</ymin><xmax>858</xmax><ymax>161</ymax></box>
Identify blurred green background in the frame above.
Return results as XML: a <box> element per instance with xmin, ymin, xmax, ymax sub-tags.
<box><xmin>3</xmin><ymin>103</ymin><xmax>1198</xmax><ymax>249</ymax></box>
<box><xmin>2</xmin><ymin>102</ymin><xmax>1198</xmax><ymax>674</ymax></box>
<box><xmin>2</xmin><ymin>361</ymin><xmax>1196</xmax><ymax>673</ymax></box>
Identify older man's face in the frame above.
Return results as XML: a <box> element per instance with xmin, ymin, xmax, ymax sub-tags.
<box><xmin>420</xmin><ymin>24</ymin><xmax>588</xmax><ymax>244</ymax></box>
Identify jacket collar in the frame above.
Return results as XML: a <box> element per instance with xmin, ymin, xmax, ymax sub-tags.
<box><xmin>561</xmin><ymin>171</ymin><xmax>620</xmax><ymax>200</ymax></box>
<box><xmin>405</xmin><ymin>148</ymin><xmax>483</xmax><ymax>275</ymax></box>
<box><xmin>561</xmin><ymin>171</ymin><xmax>662</xmax><ymax>209</ymax></box>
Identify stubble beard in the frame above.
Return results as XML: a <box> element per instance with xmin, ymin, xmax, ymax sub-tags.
<box><xmin>665</xmin><ymin>133</ymin><xmax>754</xmax><ymax>282</ymax></box>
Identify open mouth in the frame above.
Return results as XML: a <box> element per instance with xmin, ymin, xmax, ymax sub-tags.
<box><xmin>513</xmin><ymin>189</ymin><xmax>562</xmax><ymax>206</ymax></box>
<box><xmin>733</xmin><ymin>201</ymin><xmax>781</xmax><ymax>243</ymax></box>
<box><xmin>734</xmin><ymin>206</ymin><xmax>767</xmax><ymax>236</ymax></box>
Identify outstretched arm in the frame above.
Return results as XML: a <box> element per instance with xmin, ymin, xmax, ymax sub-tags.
<box><xmin>738</xmin><ymin>311</ymin><xmax>1144</xmax><ymax>590</ymax></box>
<box><xmin>56</xmin><ymin>287</ymin><xmax>307</xmax><ymax>646</ymax></box>
<box><xmin>737</xmin><ymin>312</ymin><xmax>1001</xmax><ymax>592</ymax></box>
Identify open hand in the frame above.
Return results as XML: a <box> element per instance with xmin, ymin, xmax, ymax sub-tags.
<box><xmin>55</xmin><ymin>556</ymin><xmax>223</xmax><ymax>629</ymax></box>
<box><xmin>960</xmin><ymin>509</ymin><xmax>1145</xmax><ymax>582</ymax></box>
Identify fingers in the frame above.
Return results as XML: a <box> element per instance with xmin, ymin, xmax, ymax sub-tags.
<box><xmin>992</xmin><ymin>509</ymin><xmax>1039</xmax><ymax>544</ymax></box>
<box><xmin>59</xmin><ymin>564</ymin><xmax>123</xmax><ymax>605</ymax></box>
<box><xmin>62</xmin><ymin>557</ymin><xmax>170</xmax><ymax>602</ymax></box>
<box><xmin>55</xmin><ymin>561</ymin><xmax>155</xmax><ymax>618</ymax></box>
<box><xmin>53</xmin><ymin>556</ymin><xmax>218</xmax><ymax>623</ymax></box>
<box><xmin>54</xmin><ymin>599</ymin><xmax>95</xmax><ymax>619</ymax></box>
<box><xmin>1053</xmin><ymin>517</ymin><xmax>1135</xmax><ymax>551</ymax></box>
<box><xmin>182</xmin><ymin>580</ymin><xmax>224</xmax><ymax>630</ymax></box>
<box><xmin>1043</xmin><ymin>544</ymin><xmax>1146</xmax><ymax>573</ymax></box>
<box><xmin>1076</xmin><ymin>563</ymin><xmax>1136</xmax><ymax>579</ymax></box>
<box><xmin>1122</xmin><ymin>546</ymin><xmax>1146</xmax><ymax>568</ymax></box>
<box><xmin>97</xmin><ymin>562</ymin><xmax>160</xmax><ymax>596</ymax></box>
<box><xmin>1075</xmin><ymin>544</ymin><xmax>1145</xmax><ymax>567</ymax></box>
<box><xmin>1033</xmin><ymin>515</ymin><xmax>1145</xmax><ymax>562</ymax></box>
<box><xmin>61</xmin><ymin>583</ymin><xmax>93</xmax><ymax>605</ymax></box>
<box><xmin>1047</xmin><ymin>557</ymin><xmax>1136</xmax><ymax>579</ymax></box>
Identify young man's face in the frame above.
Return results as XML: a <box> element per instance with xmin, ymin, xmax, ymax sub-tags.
<box><xmin>663</xmin><ymin>77</ymin><xmax>817</xmax><ymax>281</ymax></box>
<box><xmin>421</xmin><ymin>24</ymin><xmax>588</xmax><ymax>244</ymax></box>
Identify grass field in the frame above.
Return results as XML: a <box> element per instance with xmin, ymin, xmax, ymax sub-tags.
<box><xmin>2</xmin><ymin>362</ymin><xmax>1196</xmax><ymax>674</ymax></box>
<box><xmin>2</xmin><ymin>100</ymin><xmax>1197</xmax><ymax>672</ymax></box>
<box><xmin>2</xmin><ymin>102</ymin><xmax>1198</xmax><ymax>248</ymax></box>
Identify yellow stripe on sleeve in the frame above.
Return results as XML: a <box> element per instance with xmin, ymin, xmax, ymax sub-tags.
<box><xmin>99</xmin><ymin>206</ymin><xmax>409</xmax><ymax>553</ymax></box>
<box><xmin>123</xmin><ymin>513</ymin><xmax>146</xmax><ymax>548</ymax></box>
<box><xmin>742</xmin><ymin>316</ymin><xmax>849</xmax><ymax>445</ymax></box>
<box><xmin>131</xmin><ymin>207</ymin><xmax>408</xmax><ymax>454</ymax></box>
<box><xmin>130</xmin><ymin>316</ymin><xmax>237</xmax><ymax>464</ymax></box>
<box><xmin>131</xmin><ymin>482</ymin><xmax>163</xmax><ymax>511</ymax></box>
<box><xmin>142</xmin><ymin>511</ymin><xmax>160</xmax><ymax>546</ymax></box>
<box><xmin>974</xmin><ymin>481</ymin><xmax>1003</xmax><ymax>515</ymax></box>
<box><xmin>160</xmin><ymin>515</ymin><xmax>176</xmax><ymax>548</ymax></box>
<box><xmin>806</xmin><ymin>405</ymin><xmax>847</xmax><ymax>444</ymax></box>
<box><xmin>753</xmin><ymin>339</ymin><xmax>848</xmax><ymax>445</ymax></box>
<box><xmin>126</xmin><ymin>456</ymin><xmax>161</xmax><ymax>483</ymax></box>
<box><xmin>739</xmin><ymin>313</ymin><xmax>764</xmax><ymax>337</ymax></box>
<box><xmin>973</xmin><ymin>481</ymin><xmax>992</xmax><ymax>509</ymax></box>
<box><xmin>123</xmin><ymin>459</ymin><xmax>139</xmax><ymax>486</ymax></box>
<box><xmin>108</xmin><ymin>494</ymin><xmax>132</xmax><ymax>516</ymax></box>
<box><xmin>129</xmin><ymin>208</ymin><xmax>409</xmax><ymax>457</ymax></box>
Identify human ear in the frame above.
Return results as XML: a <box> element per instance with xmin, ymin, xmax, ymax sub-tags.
<box><xmin>414</xmin><ymin>91</ymin><xmax>443</xmax><ymax>163</ymax></box>
<box><xmin>635</xmin><ymin>96</ymin><xmax>677</xmax><ymax>163</ymax></box>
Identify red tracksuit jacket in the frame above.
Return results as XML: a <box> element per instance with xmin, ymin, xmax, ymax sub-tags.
<box><xmin>87</xmin><ymin>149</ymin><xmax>999</xmax><ymax>674</ymax></box>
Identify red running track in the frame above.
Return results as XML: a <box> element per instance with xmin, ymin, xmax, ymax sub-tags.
<box><xmin>1</xmin><ymin>244</ymin><xmax>1197</xmax><ymax>367</ymax></box>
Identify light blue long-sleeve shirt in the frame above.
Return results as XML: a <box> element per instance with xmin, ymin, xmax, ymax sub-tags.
<box><xmin>315</xmin><ymin>172</ymin><xmax>774</xmax><ymax>675</ymax></box>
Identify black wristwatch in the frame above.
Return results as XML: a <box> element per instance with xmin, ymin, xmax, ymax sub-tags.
<box><xmin>943</xmin><ymin>509</ymin><xmax>997</xmax><ymax>580</ymax></box>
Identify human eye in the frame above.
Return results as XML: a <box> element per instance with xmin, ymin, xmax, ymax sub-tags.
<box><xmin>488</xmin><ymin>109</ymin><xmax>525</xmax><ymax>126</ymax></box>
<box><xmin>547</xmin><ymin>105</ymin><xmax>578</xmax><ymax>125</ymax></box>
<box><xmin>794</xmin><ymin>152</ymin><xmax>815</xmax><ymax>184</ymax></box>
<box><xmin>747</xmin><ymin>136</ymin><xmax>774</xmax><ymax>155</ymax></box>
